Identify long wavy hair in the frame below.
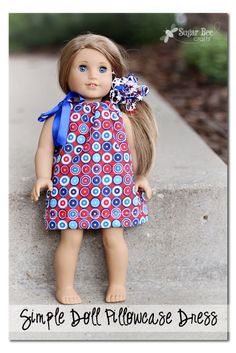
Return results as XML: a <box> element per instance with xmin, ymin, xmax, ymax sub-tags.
<box><xmin>58</xmin><ymin>33</ymin><xmax>158</xmax><ymax>176</ymax></box>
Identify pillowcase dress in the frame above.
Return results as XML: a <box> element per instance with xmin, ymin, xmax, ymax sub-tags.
<box><xmin>38</xmin><ymin>93</ymin><xmax>148</xmax><ymax>230</ymax></box>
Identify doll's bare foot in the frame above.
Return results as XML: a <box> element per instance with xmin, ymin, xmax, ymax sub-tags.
<box><xmin>56</xmin><ymin>287</ymin><xmax>82</xmax><ymax>305</ymax></box>
<box><xmin>105</xmin><ymin>284</ymin><xmax>126</xmax><ymax>303</ymax></box>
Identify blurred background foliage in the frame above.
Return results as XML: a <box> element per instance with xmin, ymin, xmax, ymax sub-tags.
<box><xmin>181</xmin><ymin>29</ymin><xmax>227</xmax><ymax>84</ymax></box>
<box><xmin>9</xmin><ymin>13</ymin><xmax>175</xmax><ymax>51</ymax></box>
<box><xmin>9</xmin><ymin>13</ymin><xmax>227</xmax><ymax>84</ymax></box>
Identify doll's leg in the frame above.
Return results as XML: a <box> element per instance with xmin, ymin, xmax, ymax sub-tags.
<box><xmin>102</xmin><ymin>227</ymin><xmax>128</xmax><ymax>303</ymax></box>
<box><xmin>54</xmin><ymin>229</ymin><xmax>83</xmax><ymax>305</ymax></box>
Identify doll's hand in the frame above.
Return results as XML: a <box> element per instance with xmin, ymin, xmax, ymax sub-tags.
<box><xmin>31</xmin><ymin>178</ymin><xmax>53</xmax><ymax>202</ymax></box>
<box><xmin>134</xmin><ymin>176</ymin><xmax>152</xmax><ymax>200</ymax></box>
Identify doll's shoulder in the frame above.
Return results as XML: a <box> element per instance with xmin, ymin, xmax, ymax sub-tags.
<box><xmin>121</xmin><ymin>112</ymin><xmax>131</xmax><ymax>129</ymax></box>
<box><xmin>42</xmin><ymin>114</ymin><xmax>55</xmax><ymax>129</ymax></box>
<box><xmin>121</xmin><ymin>112</ymin><xmax>134</xmax><ymax>144</ymax></box>
<box><xmin>38</xmin><ymin>114</ymin><xmax>55</xmax><ymax>149</ymax></box>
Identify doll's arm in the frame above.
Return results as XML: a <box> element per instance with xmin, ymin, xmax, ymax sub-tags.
<box><xmin>35</xmin><ymin>116</ymin><xmax>54</xmax><ymax>179</ymax></box>
<box><xmin>31</xmin><ymin>117</ymin><xmax>55</xmax><ymax>201</ymax></box>
<box><xmin>122</xmin><ymin>113</ymin><xmax>152</xmax><ymax>200</ymax></box>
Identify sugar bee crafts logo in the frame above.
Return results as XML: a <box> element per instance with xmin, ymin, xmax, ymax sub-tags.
<box><xmin>160</xmin><ymin>24</ymin><xmax>179</xmax><ymax>43</ymax></box>
<box><xmin>160</xmin><ymin>23</ymin><xmax>217</xmax><ymax>43</ymax></box>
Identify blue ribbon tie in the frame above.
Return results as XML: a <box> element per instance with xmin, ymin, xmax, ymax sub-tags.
<box><xmin>38</xmin><ymin>92</ymin><xmax>84</xmax><ymax>147</ymax></box>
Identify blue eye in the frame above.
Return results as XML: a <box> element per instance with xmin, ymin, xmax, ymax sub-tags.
<box><xmin>99</xmin><ymin>66</ymin><xmax>107</xmax><ymax>73</ymax></box>
<box><xmin>79</xmin><ymin>65</ymin><xmax>87</xmax><ymax>72</ymax></box>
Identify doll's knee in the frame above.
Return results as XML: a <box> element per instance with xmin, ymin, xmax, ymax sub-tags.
<box><xmin>60</xmin><ymin>229</ymin><xmax>83</xmax><ymax>247</ymax></box>
<box><xmin>102</xmin><ymin>227</ymin><xmax>124</xmax><ymax>249</ymax></box>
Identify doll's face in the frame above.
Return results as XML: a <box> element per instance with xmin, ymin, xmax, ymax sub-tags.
<box><xmin>68</xmin><ymin>48</ymin><xmax>113</xmax><ymax>103</ymax></box>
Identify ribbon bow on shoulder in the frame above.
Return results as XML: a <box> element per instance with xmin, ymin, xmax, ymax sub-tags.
<box><xmin>38</xmin><ymin>91</ymin><xmax>85</xmax><ymax>147</ymax></box>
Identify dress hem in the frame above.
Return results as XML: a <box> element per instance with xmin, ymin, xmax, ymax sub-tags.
<box><xmin>45</xmin><ymin>217</ymin><xmax>148</xmax><ymax>231</ymax></box>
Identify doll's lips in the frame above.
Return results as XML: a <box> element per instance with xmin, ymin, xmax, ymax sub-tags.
<box><xmin>86</xmin><ymin>83</ymin><xmax>98</xmax><ymax>88</ymax></box>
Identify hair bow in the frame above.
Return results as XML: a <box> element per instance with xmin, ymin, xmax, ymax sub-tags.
<box><xmin>109</xmin><ymin>74</ymin><xmax>149</xmax><ymax>113</ymax></box>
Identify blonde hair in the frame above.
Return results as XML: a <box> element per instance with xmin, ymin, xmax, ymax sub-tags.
<box><xmin>58</xmin><ymin>33</ymin><xmax>157</xmax><ymax>176</ymax></box>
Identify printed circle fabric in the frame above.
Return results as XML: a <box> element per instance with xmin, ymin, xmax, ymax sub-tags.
<box><xmin>44</xmin><ymin>100</ymin><xmax>148</xmax><ymax>230</ymax></box>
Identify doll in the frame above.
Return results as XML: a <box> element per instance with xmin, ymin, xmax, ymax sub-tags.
<box><xmin>31</xmin><ymin>34</ymin><xmax>157</xmax><ymax>305</ymax></box>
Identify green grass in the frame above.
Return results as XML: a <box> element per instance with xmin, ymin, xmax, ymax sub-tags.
<box><xmin>181</xmin><ymin>29</ymin><xmax>227</xmax><ymax>84</ymax></box>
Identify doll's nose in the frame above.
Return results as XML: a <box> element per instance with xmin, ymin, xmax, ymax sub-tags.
<box><xmin>88</xmin><ymin>69</ymin><xmax>98</xmax><ymax>80</ymax></box>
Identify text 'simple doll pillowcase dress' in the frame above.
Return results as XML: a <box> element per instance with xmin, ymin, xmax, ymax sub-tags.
<box><xmin>38</xmin><ymin>75</ymin><xmax>149</xmax><ymax>230</ymax></box>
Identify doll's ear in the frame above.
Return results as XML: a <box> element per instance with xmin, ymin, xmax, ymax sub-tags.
<box><xmin>112</xmin><ymin>71</ymin><xmax>116</xmax><ymax>79</ymax></box>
